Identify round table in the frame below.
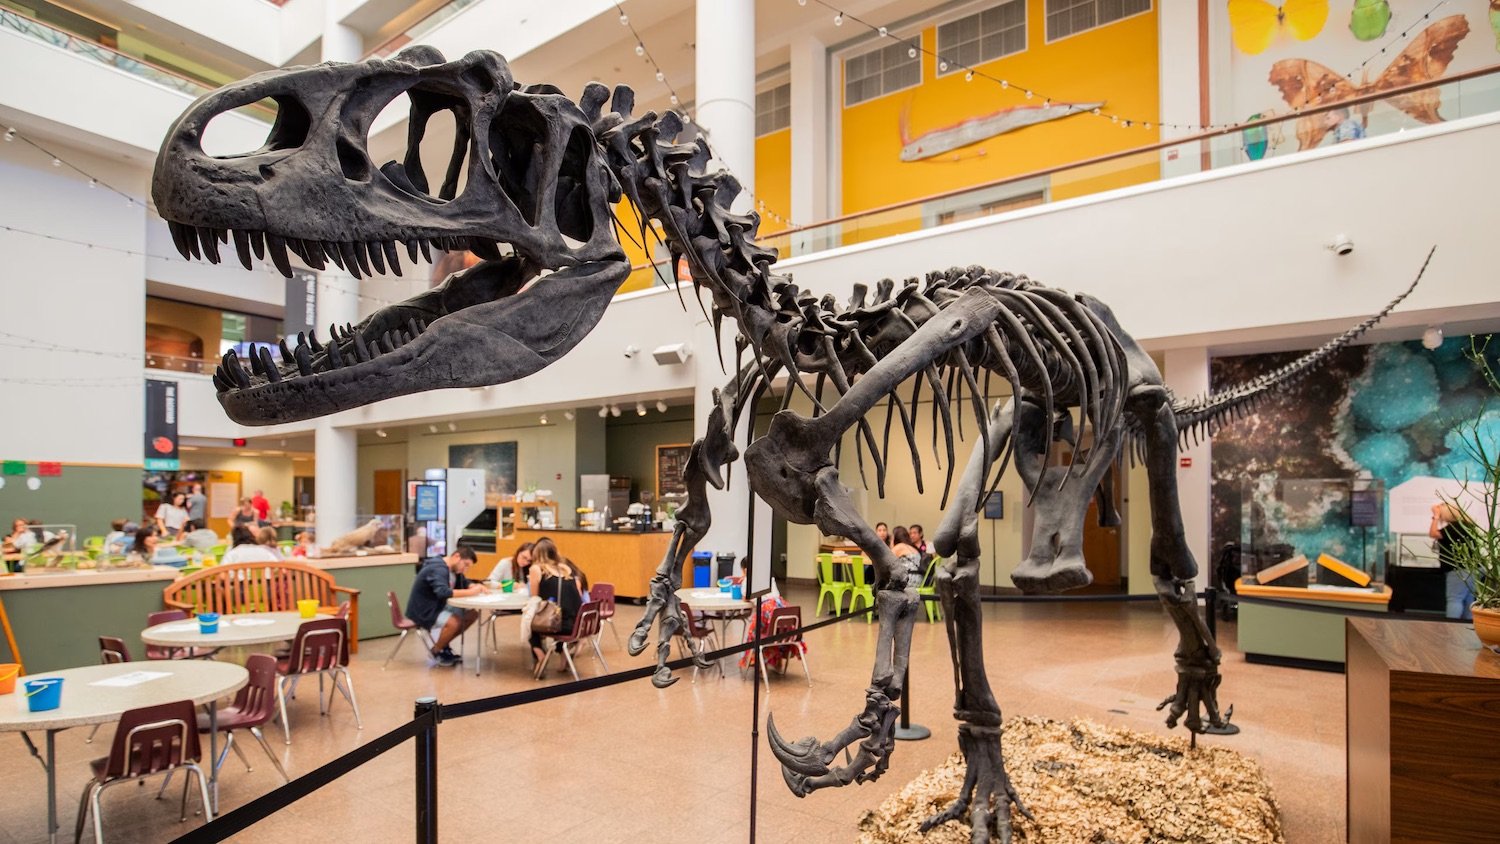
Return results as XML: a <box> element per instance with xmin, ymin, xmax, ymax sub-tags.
<box><xmin>675</xmin><ymin>588</ymin><xmax>753</xmax><ymax>670</ymax></box>
<box><xmin>447</xmin><ymin>592</ymin><xmax>531</xmax><ymax>676</ymax></box>
<box><xmin>0</xmin><ymin>660</ymin><xmax>248</xmax><ymax>843</ymax></box>
<box><xmin>141</xmin><ymin>611</ymin><xmax>331</xmax><ymax>650</ymax></box>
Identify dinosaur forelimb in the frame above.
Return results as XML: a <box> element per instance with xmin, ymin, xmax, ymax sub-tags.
<box><xmin>1154</xmin><ymin>575</ymin><xmax>1238</xmax><ymax>736</ymax></box>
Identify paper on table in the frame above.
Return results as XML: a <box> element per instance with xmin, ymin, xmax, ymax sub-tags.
<box><xmin>157</xmin><ymin>622</ymin><xmax>200</xmax><ymax>633</ymax></box>
<box><xmin>90</xmin><ymin>671</ymin><xmax>172</xmax><ymax>688</ymax></box>
<box><xmin>231</xmin><ymin>618</ymin><xmax>277</xmax><ymax>626</ymax></box>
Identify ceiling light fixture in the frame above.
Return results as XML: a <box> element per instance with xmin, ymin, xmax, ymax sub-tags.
<box><xmin>429</xmin><ymin>424</ymin><xmax>438</xmax><ymax>434</ymax></box>
<box><xmin>610</xmin><ymin>405</ymin><xmax>621</xmax><ymax>417</ymax></box>
<box><xmin>636</xmin><ymin>402</ymin><xmax>647</xmax><ymax>416</ymax></box>
<box><xmin>656</xmin><ymin>400</ymin><xmax>668</xmax><ymax>413</ymax></box>
<box><xmin>598</xmin><ymin>406</ymin><xmax>609</xmax><ymax>418</ymax></box>
<box><xmin>539</xmin><ymin>413</ymin><xmax>549</xmax><ymax>425</ymax></box>
<box><xmin>375</xmin><ymin>428</ymin><xmax>387</xmax><ymax>438</ymax></box>
<box><xmin>1422</xmin><ymin>325</ymin><xmax>1444</xmax><ymax>350</ymax></box>
<box><xmin>564</xmin><ymin>410</ymin><xmax>575</xmax><ymax>421</ymax></box>
<box><xmin>447</xmin><ymin>422</ymin><xmax>457</xmax><ymax>432</ymax></box>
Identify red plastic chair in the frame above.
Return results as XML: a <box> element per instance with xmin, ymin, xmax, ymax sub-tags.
<box><xmin>534</xmin><ymin>601</ymin><xmax>608</xmax><ymax>681</ymax></box>
<box><xmin>676</xmin><ymin>602</ymin><xmax>723</xmax><ymax>682</ymax></box>
<box><xmin>73</xmin><ymin>699</ymin><xmax>212</xmax><ymax>843</ymax></box>
<box><xmin>145</xmin><ymin>610</ymin><xmax>218</xmax><ymax>661</ymax></box>
<box><xmin>381</xmin><ymin>591</ymin><xmax>436</xmax><ymax>669</ymax></box>
<box><xmin>756</xmin><ymin>605</ymin><xmax>812</xmax><ymax>691</ymax></box>
<box><xmin>206</xmin><ymin>653</ymin><xmax>289</xmax><ymax>782</ymax></box>
<box><xmin>274</xmin><ymin>617</ymin><xmax>362</xmax><ymax>745</ymax></box>
<box><xmin>591</xmin><ymin>582</ymin><xmax>621</xmax><ymax>649</ymax></box>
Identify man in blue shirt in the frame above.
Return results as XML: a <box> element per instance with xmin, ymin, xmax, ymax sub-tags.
<box><xmin>405</xmin><ymin>545</ymin><xmax>487</xmax><ymax>666</ymax></box>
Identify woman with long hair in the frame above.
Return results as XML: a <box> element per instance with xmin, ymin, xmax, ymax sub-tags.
<box><xmin>527</xmin><ymin>537</ymin><xmax>584</xmax><ymax>667</ymax></box>
<box><xmin>1430</xmin><ymin>501</ymin><xmax>1479</xmax><ymax>620</ymax></box>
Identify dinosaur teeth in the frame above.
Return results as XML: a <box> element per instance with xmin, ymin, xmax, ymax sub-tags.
<box><xmin>382</xmin><ymin>240</ymin><xmax>402</xmax><ymax>276</ymax></box>
<box><xmin>325</xmin><ymin>240</ymin><xmax>346</xmax><ymax>270</ymax></box>
<box><xmin>278</xmin><ymin>339</ymin><xmax>294</xmax><ymax>366</ymax></box>
<box><xmin>168</xmin><ymin>221</ymin><xmax>194</xmax><ymax>259</ymax></box>
<box><xmin>211</xmin><ymin>370</ymin><xmax>230</xmax><ymax>391</ymax></box>
<box><xmin>326</xmin><ymin>338</ymin><xmax>344</xmax><ymax>368</ymax></box>
<box><xmin>407</xmin><ymin>318</ymin><xmax>422</xmax><ymax>339</ymax></box>
<box><xmin>258</xmin><ymin>346</ymin><xmax>281</xmax><ymax>382</ymax></box>
<box><xmin>417</xmin><ymin>239</ymin><xmax>432</xmax><ymax>263</ymax></box>
<box><xmin>299</xmin><ymin>239</ymin><xmax>327</xmax><ymax>270</ymax></box>
<box><xmin>265</xmin><ymin>234</ymin><xmax>293</xmax><ymax>277</ymax></box>
<box><xmin>365</xmin><ymin>241</ymin><xmax>385</xmax><ymax>275</ymax></box>
<box><xmin>294</xmin><ymin>344</ymin><xmax>313</xmax><ymax>376</ymax></box>
<box><xmin>248</xmin><ymin>229</ymin><xmax>265</xmax><ymax>260</ymax></box>
<box><xmin>338</xmin><ymin>241</ymin><xmax>364</xmax><ymax>279</ymax></box>
<box><xmin>353</xmin><ymin>332</ymin><xmax>371</xmax><ymax>362</ymax></box>
<box><xmin>470</xmin><ymin>238</ymin><xmax>502</xmax><ymax>261</ymax></box>
<box><xmin>231</xmin><ymin>229</ymin><xmax>253</xmax><ymax>270</ymax></box>
<box><xmin>404</xmin><ymin>239</ymin><xmax>420</xmax><ymax>265</ymax></box>
<box><xmin>197</xmin><ymin>227</ymin><xmax>222</xmax><ymax>264</ymax></box>
<box><xmin>224</xmin><ymin>350</ymin><xmax>250</xmax><ymax>388</ymax></box>
<box><xmin>249</xmin><ymin>348</ymin><xmax>265</xmax><ymax>375</ymax></box>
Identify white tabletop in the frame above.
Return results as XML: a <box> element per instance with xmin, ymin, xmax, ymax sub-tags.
<box><xmin>447</xmin><ymin>592</ymin><xmax>531</xmax><ymax>611</ymax></box>
<box><xmin>675</xmin><ymin>587</ymin><xmax>752</xmax><ymax>612</ymax></box>
<box><xmin>141</xmin><ymin>611</ymin><xmax>331</xmax><ymax>648</ymax></box>
<box><xmin>0</xmin><ymin>661</ymin><xmax>248</xmax><ymax>731</ymax></box>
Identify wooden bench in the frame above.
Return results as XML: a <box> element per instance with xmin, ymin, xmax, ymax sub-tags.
<box><xmin>162</xmin><ymin>561</ymin><xmax>362</xmax><ymax>652</ymax></box>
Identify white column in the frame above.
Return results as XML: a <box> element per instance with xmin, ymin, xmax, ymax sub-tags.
<box><xmin>321</xmin><ymin>7</ymin><xmax>363</xmax><ymax>63</ymax></box>
<box><xmin>1163</xmin><ymin>347</ymin><xmax>1212</xmax><ymax>590</ymax></box>
<box><xmin>789</xmin><ymin>33</ymin><xmax>829</xmax><ymax>229</ymax></box>
<box><xmin>695</xmin><ymin>0</ymin><xmax>755</xmax><ymax>211</ymax></box>
<box><xmin>691</xmin><ymin>0</ymin><xmax>756</xmax><ymax>560</ymax></box>
<box><xmin>314</xmin><ymin>274</ymin><xmax>361</xmax><ymax>546</ymax></box>
<box><xmin>1157</xmin><ymin>1</ymin><xmax>1202</xmax><ymax>179</ymax></box>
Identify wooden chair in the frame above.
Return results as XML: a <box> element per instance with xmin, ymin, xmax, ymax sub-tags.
<box><xmin>535</xmin><ymin>602</ymin><xmax>608</xmax><ymax>682</ymax></box>
<box><xmin>816</xmin><ymin>553</ymin><xmax>852</xmax><ymax>616</ymax></box>
<box><xmin>162</xmin><ymin>561</ymin><xmax>361</xmax><ymax>652</ymax></box>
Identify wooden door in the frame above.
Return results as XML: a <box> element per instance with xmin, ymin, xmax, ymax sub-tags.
<box><xmin>373</xmin><ymin>470</ymin><xmax>405</xmax><ymax>516</ymax></box>
<box><xmin>205</xmin><ymin>471</ymin><xmax>242</xmax><ymax>537</ymax></box>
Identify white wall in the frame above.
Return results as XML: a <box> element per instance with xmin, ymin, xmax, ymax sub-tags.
<box><xmin>0</xmin><ymin>137</ymin><xmax>146</xmax><ymax>464</ymax></box>
<box><xmin>180</xmin><ymin>450</ymin><xmax>305</xmax><ymax>512</ymax></box>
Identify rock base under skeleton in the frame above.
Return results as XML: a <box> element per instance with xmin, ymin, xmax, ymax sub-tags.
<box><xmin>856</xmin><ymin>717</ymin><xmax>1283</xmax><ymax>844</ymax></box>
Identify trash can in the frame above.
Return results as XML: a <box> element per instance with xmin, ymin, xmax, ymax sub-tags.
<box><xmin>715</xmin><ymin>552</ymin><xmax>738</xmax><ymax>582</ymax></box>
<box><xmin>691</xmin><ymin>551</ymin><xmax>714</xmax><ymax>587</ymax></box>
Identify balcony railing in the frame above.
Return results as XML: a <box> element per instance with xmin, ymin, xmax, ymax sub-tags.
<box><xmin>627</xmin><ymin>62</ymin><xmax>1500</xmax><ymax>288</ymax></box>
<box><xmin>367</xmin><ymin>0</ymin><xmax>482</xmax><ymax>59</ymax></box>
<box><xmin>0</xmin><ymin>7</ymin><xmax>272</xmax><ymax>121</ymax></box>
<box><xmin>146</xmin><ymin>352</ymin><xmax>207</xmax><ymax>375</ymax></box>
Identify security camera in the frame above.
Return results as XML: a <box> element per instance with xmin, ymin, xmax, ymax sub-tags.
<box><xmin>623</xmin><ymin>345</ymin><xmax>640</xmax><ymax>359</ymax></box>
<box><xmin>1328</xmin><ymin>234</ymin><xmax>1354</xmax><ymax>256</ymax></box>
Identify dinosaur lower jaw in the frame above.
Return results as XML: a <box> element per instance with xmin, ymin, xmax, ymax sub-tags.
<box><xmin>213</xmin><ymin>254</ymin><xmax>627</xmax><ymax>425</ymax></box>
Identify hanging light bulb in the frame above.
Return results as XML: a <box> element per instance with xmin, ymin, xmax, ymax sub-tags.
<box><xmin>656</xmin><ymin>400</ymin><xmax>668</xmax><ymax>413</ymax></box>
<box><xmin>3</xmin><ymin>128</ymin><xmax>14</xmax><ymax>142</ymax></box>
<box><xmin>907</xmin><ymin>46</ymin><xmax>917</xmax><ymax>58</ymax></box>
<box><xmin>619</xmin><ymin>12</ymin><xmax>629</xmax><ymax>25</ymax></box>
<box><xmin>655</xmin><ymin>70</ymin><xmax>665</xmax><ymax>82</ymax></box>
<box><xmin>375</xmin><ymin>428</ymin><xmax>388</xmax><ymax>438</ymax></box>
<box><xmin>1023</xmin><ymin>90</ymin><xmax>1032</xmax><ymax>100</ymax></box>
<box><xmin>51</xmin><ymin>157</ymin><xmax>61</xmax><ymax>167</ymax></box>
<box><xmin>636</xmin><ymin>402</ymin><xmax>648</xmax><ymax>417</ymax></box>
<box><xmin>539</xmin><ymin>413</ymin><xmax>549</xmax><ymax>425</ymax></box>
<box><xmin>938</xmin><ymin>60</ymin><xmax>948</xmax><ymax>72</ymax></box>
<box><xmin>635</xmin><ymin>43</ymin><xmax>645</xmax><ymax>56</ymax></box>
<box><xmin>564</xmin><ymin>410</ymin><xmax>576</xmax><ymax>421</ymax></box>
<box><xmin>797</xmin><ymin>0</ymin><xmax>806</xmax><ymax>4</ymax></box>
<box><xmin>834</xmin><ymin>12</ymin><xmax>843</xmax><ymax>26</ymax></box>
<box><xmin>1000</xmin><ymin>80</ymin><xmax>1008</xmax><ymax>89</ymax></box>
<box><xmin>88</xmin><ymin>179</ymin><xmax>97</xmax><ymax>188</ymax></box>
<box><xmin>669</xmin><ymin>94</ymin><xmax>679</xmax><ymax>105</ymax></box>
<box><xmin>599</xmin><ymin>406</ymin><xmax>609</xmax><ymax>418</ymax></box>
<box><xmin>878</xmin><ymin>26</ymin><xmax>888</xmax><ymax>37</ymax></box>
<box><xmin>964</xmin><ymin>71</ymin><xmax>974</xmax><ymax>82</ymax></box>
<box><xmin>610</xmin><ymin>405</ymin><xmax>621</xmax><ymax>417</ymax></box>
<box><xmin>1091</xmin><ymin>107</ymin><xmax>1101</xmax><ymax>115</ymax></box>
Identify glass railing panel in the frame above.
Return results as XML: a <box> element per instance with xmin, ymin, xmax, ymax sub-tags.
<box><xmin>369</xmin><ymin>0</ymin><xmax>483</xmax><ymax>58</ymax></box>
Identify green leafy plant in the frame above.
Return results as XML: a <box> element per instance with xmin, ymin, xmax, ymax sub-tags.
<box><xmin>1444</xmin><ymin>337</ymin><xmax>1500</xmax><ymax>609</ymax></box>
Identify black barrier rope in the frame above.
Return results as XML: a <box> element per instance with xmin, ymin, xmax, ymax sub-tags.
<box><xmin>168</xmin><ymin>712</ymin><xmax>435</xmax><ymax>844</ymax></box>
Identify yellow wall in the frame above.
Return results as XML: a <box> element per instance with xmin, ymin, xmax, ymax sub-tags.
<box><xmin>840</xmin><ymin>1</ymin><xmax>1160</xmax><ymax>232</ymax></box>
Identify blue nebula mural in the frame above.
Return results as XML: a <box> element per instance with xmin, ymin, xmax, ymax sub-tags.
<box><xmin>1211</xmin><ymin>334</ymin><xmax>1498</xmax><ymax>572</ymax></box>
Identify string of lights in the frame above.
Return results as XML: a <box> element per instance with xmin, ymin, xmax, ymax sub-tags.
<box><xmin>614</xmin><ymin>2</ymin><xmax>800</xmax><ymax>229</ymax></box>
<box><xmin>2</xmin><ymin>126</ymin><xmax>144</xmax><ymax>208</ymax></box>
<box><xmin>798</xmin><ymin>0</ymin><xmax>1230</xmax><ymax>133</ymax></box>
<box><xmin>1345</xmin><ymin>3</ymin><xmax>1446</xmax><ymax>80</ymax></box>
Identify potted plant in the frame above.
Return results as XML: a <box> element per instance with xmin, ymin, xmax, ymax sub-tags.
<box><xmin>1445</xmin><ymin>338</ymin><xmax>1500</xmax><ymax>647</ymax></box>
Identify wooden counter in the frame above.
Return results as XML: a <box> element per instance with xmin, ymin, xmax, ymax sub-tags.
<box><xmin>1234</xmin><ymin>578</ymin><xmax>1391</xmax><ymax>668</ymax></box>
<box><xmin>1347</xmin><ymin>618</ymin><xmax>1500</xmax><ymax>843</ymax></box>
<box><xmin>476</xmin><ymin>529</ymin><xmax>677</xmax><ymax>599</ymax></box>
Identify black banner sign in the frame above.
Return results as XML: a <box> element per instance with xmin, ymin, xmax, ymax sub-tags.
<box><xmin>145</xmin><ymin>379</ymin><xmax>180</xmax><ymax>470</ymax></box>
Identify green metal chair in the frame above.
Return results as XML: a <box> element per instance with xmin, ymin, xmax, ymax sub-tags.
<box><xmin>84</xmin><ymin>535</ymin><xmax>105</xmax><ymax>550</ymax></box>
<box><xmin>815</xmin><ymin>553</ymin><xmax>851</xmax><ymax>617</ymax></box>
<box><xmin>918</xmin><ymin>556</ymin><xmax>942</xmax><ymax>623</ymax></box>
<box><xmin>847</xmin><ymin>555</ymin><xmax>875</xmax><ymax>623</ymax></box>
<box><xmin>277</xmin><ymin>540</ymin><xmax>295</xmax><ymax>557</ymax></box>
<box><xmin>209</xmin><ymin>544</ymin><xmax>227</xmax><ymax>558</ymax></box>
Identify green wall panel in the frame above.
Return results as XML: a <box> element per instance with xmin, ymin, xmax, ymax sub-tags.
<box><xmin>0</xmin><ymin>465</ymin><xmax>141</xmax><ymax>540</ymax></box>
<box><xmin>0</xmin><ymin>580</ymin><xmax>167</xmax><ymax>674</ymax></box>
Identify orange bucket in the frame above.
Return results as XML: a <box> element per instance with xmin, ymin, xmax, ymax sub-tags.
<box><xmin>0</xmin><ymin>663</ymin><xmax>19</xmax><ymax>695</ymax></box>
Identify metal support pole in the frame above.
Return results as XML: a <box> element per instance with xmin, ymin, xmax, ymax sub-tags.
<box><xmin>1204</xmin><ymin>587</ymin><xmax>1218</xmax><ymax>642</ymax></box>
<box><xmin>748</xmin><ymin>594</ymin><xmax>763</xmax><ymax>843</ymax></box>
<box><xmin>893</xmin><ymin>667</ymin><xmax>930</xmax><ymax>741</ymax></box>
<box><xmin>414</xmin><ymin>696</ymin><xmax>440</xmax><ymax>844</ymax></box>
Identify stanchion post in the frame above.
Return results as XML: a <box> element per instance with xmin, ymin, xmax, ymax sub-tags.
<box><xmin>749</xmin><ymin>594</ymin><xmax>763</xmax><ymax>844</ymax></box>
<box><xmin>894</xmin><ymin>666</ymin><xmax>930</xmax><ymax>741</ymax></box>
<box><xmin>414</xmin><ymin>696</ymin><xmax>440</xmax><ymax>844</ymax></box>
<box><xmin>1204</xmin><ymin>587</ymin><xmax>1218</xmax><ymax>642</ymax></box>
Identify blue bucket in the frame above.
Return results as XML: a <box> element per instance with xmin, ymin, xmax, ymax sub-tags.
<box><xmin>198</xmin><ymin>612</ymin><xmax>220</xmax><ymax>634</ymax></box>
<box><xmin>24</xmin><ymin>677</ymin><xmax>63</xmax><ymax>712</ymax></box>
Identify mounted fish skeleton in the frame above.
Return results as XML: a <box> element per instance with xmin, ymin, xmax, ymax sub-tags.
<box><xmin>898</xmin><ymin>99</ymin><xmax>1102</xmax><ymax>161</ymax></box>
<box><xmin>150</xmin><ymin>47</ymin><xmax>1427</xmax><ymax>843</ymax></box>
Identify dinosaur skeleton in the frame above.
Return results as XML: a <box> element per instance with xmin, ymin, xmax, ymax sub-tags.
<box><xmin>152</xmin><ymin>47</ymin><xmax>1426</xmax><ymax>843</ymax></box>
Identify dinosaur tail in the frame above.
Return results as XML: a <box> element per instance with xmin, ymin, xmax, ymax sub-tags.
<box><xmin>1169</xmin><ymin>247</ymin><xmax>1434</xmax><ymax>449</ymax></box>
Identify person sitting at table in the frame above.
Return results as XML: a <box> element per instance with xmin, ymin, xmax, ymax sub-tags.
<box><xmin>527</xmin><ymin>538</ymin><xmax>583</xmax><ymax>668</ymax></box>
<box><xmin>890</xmin><ymin>526</ymin><xmax>923</xmax><ymax>582</ymax></box>
<box><xmin>6</xmin><ymin>518</ymin><xmax>40</xmax><ymax>553</ymax></box>
<box><xmin>179</xmin><ymin>520</ymin><xmax>220</xmax><ymax>551</ymax></box>
<box><xmin>221</xmin><ymin>524</ymin><xmax>279</xmax><ymax>564</ymax></box>
<box><xmin>908</xmin><ymin>524</ymin><xmax>928</xmax><ymax>555</ymax></box>
<box><xmin>874</xmin><ymin>522</ymin><xmax>891</xmax><ymax>547</ymax></box>
<box><xmin>493</xmin><ymin>541</ymin><xmax>534</xmax><ymax>584</ymax></box>
<box><xmin>102</xmin><ymin>518</ymin><xmax>131</xmax><ymax>555</ymax></box>
<box><xmin>255</xmin><ymin>526</ymin><xmax>283</xmax><ymax>558</ymax></box>
<box><xmin>129</xmin><ymin>523</ymin><xmax>163</xmax><ymax>562</ymax></box>
<box><xmin>406</xmin><ymin>545</ymin><xmax>486</xmax><ymax>668</ymax></box>
<box><xmin>291</xmin><ymin>531</ymin><xmax>316</xmax><ymax>558</ymax></box>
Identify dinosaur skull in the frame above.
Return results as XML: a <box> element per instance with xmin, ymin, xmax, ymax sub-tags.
<box><xmin>152</xmin><ymin>47</ymin><xmax>629</xmax><ymax>424</ymax></box>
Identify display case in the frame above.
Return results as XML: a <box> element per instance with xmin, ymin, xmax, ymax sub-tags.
<box><xmin>1240</xmin><ymin>476</ymin><xmax>1388</xmax><ymax>584</ymax></box>
<box><xmin>316</xmin><ymin>513</ymin><xmax>403</xmax><ymax>556</ymax></box>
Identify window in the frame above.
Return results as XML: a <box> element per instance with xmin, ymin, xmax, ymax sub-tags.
<box><xmin>935</xmin><ymin>192</ymin><xmax>1045</xmax><ymax>225</ymax></box>
<box><xmin>756</xmin><ymin>83</ymin><xmax>791</xmax><ymax>136</ymax></box>
<box><xmin>1044</xmin><ymin>0</ymin><xmax>1150</xmax><ymax>41</ymax></box>
<box><xmin>844</xmin><ymin>41</ymin><xmax>921</xmax><ymax>106</ymax></box>
<box><xmin>936</xmin><ymin>1</ymin><xmax>1026</xmax><ymax>73</ymax></box>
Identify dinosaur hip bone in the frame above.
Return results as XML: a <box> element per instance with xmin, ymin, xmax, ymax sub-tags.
<box><xmin>150</xmin><ymin>47</ymin><xmax>1436</xmax><ymax>844</ymax></box>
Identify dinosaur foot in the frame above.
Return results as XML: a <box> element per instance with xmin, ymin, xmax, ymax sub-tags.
<box><xmin>1010</xmin><ymin>553</ymin><xmax>1092</xmax><ymax>594</ymax></box>
<box><xmin>1157</xmin><ymin>658</ymin><xmax>1238</xmax><ymax>737</ymax></box>
<box><xmin>920</xmin><ymin>723</ymin><xmax>1033</xmax><ymax>844</ymax></box>
<box><xmin>767</xmin><ymin>687</ymin><xmax>898</xmax><ymax>797</ymax></box>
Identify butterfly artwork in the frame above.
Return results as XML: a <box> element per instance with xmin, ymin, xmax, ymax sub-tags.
<box><xmin>1491</xmin><ymin>0</ymin><xmax>1500</xmax><ymax>51</ymax></box>
<box><xmin>1348</xmin><ymin>0</ymin><xmax>1391</xmax><ymax>42</ymax></box>
<box><xmin>1228</xmin><ymin>0</ymin><xmax>1329</xmax><ymax>55</ymax></box>
<box><xmin>1268</xmin><ymin>14</ymin><xmax>1470</xmax><ymax>149</ymax></box>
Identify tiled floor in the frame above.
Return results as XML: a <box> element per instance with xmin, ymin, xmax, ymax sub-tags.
<box><xmin>1</xmin><ymin>589</ymin><xmax>1345</xmax><ymax>843</ymax></box>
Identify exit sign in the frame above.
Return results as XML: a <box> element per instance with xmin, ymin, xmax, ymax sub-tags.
<box><xmin>1179</xmin><ymin>457</ymin><xmax>1193</xmax><ymax>468</ymax></box>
